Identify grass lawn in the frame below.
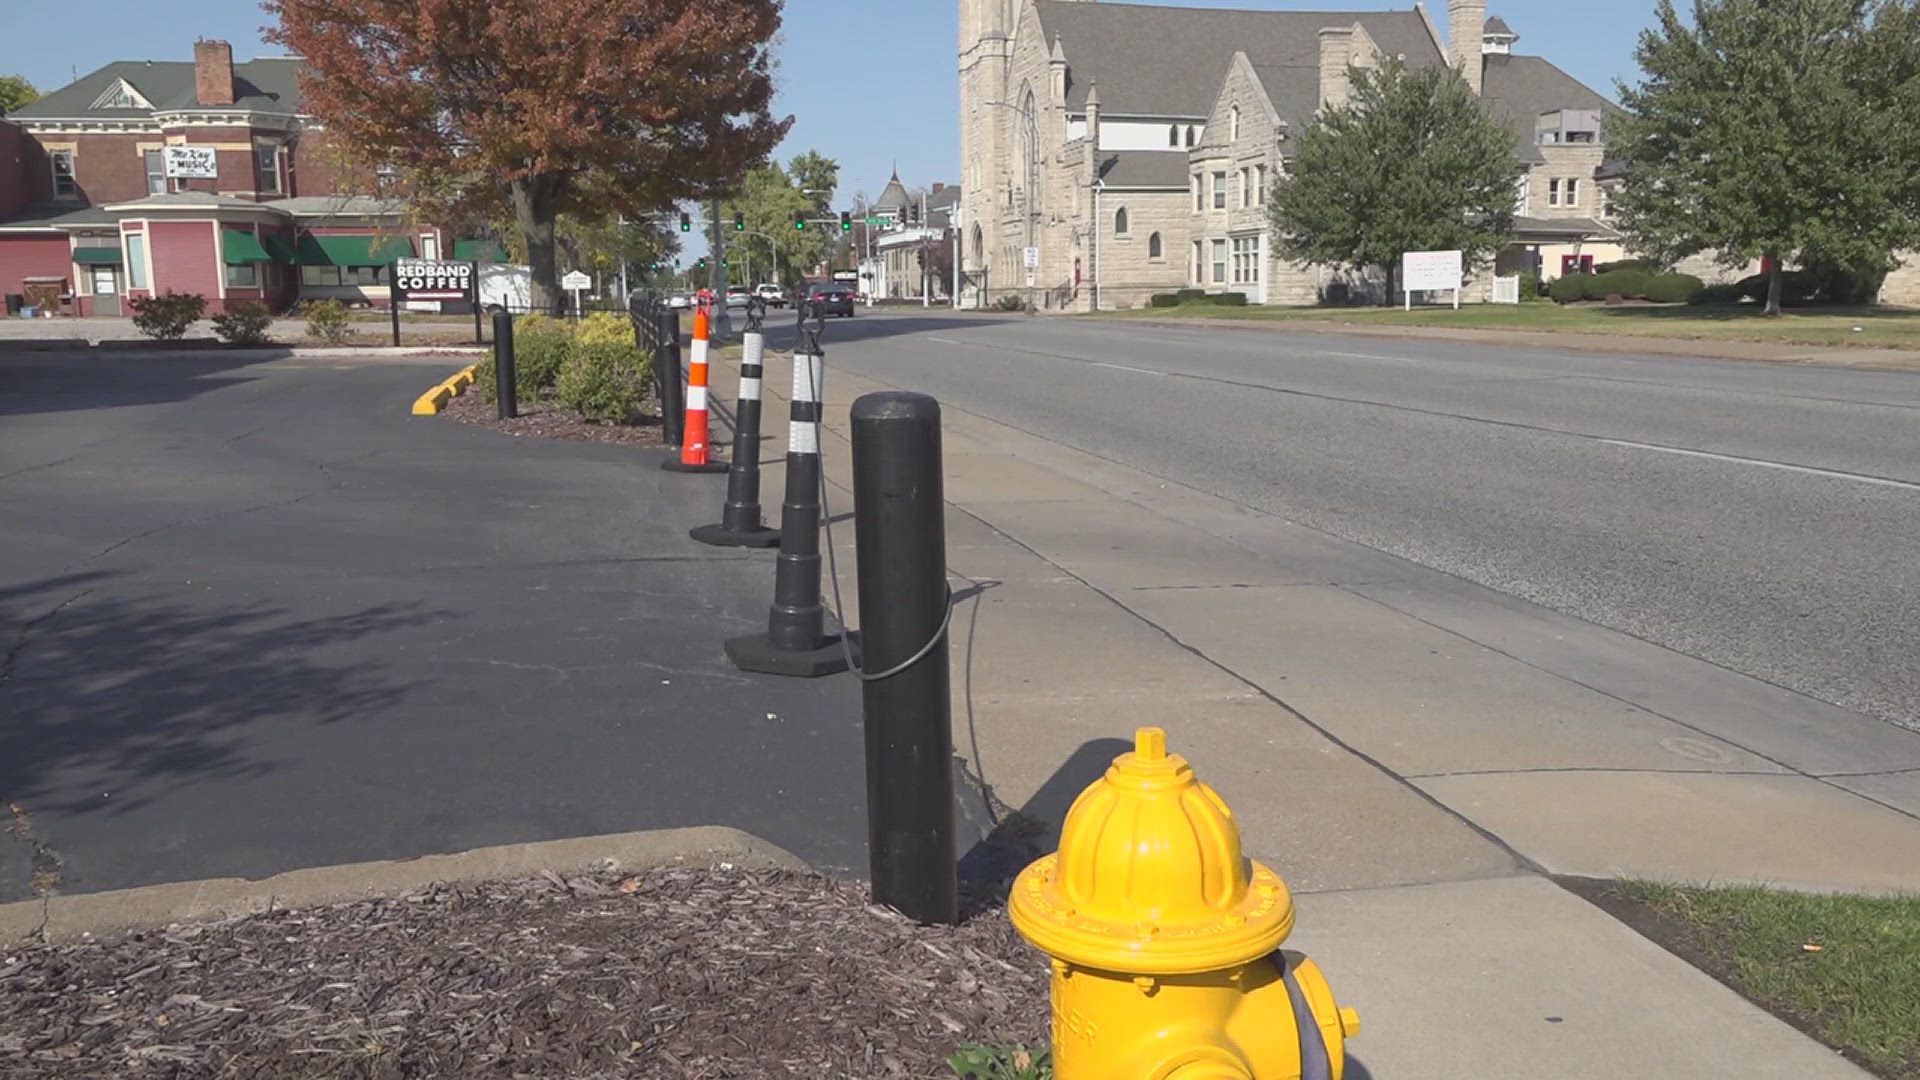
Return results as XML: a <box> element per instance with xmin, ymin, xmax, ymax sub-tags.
<box><xmin>1596</xmin><ymin>882</ymin><xmax>1920</xmax><ymax>1079</ymax></box>
<box><xmin>1111</xmin><ymin>301</ymin><xmax>1920</xmax><ymax>350</ymax></box>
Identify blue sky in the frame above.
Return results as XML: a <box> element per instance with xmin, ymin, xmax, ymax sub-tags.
<box><xmin>3</xmin><ymin>0</ymin><xmax>1661</xmax><ymax>254</ymax></box>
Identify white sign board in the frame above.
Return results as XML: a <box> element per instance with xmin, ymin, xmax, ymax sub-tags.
<box><xmin>1022</xmin><ymin>246</ymin><xmax>1040</xmax><ymax>269</ymax></box>
<box><xmin>1401</xmin><ymin>249</ymin><xmax>1464</xmax><ymax>310</ymax></box>
<box><xmin>163</xmin><ymin>145</ymin><xmax>218</xmax><ymax>180</ymax></box>
<box><xmin>561</xmin><ymin>270</ymin><xmax>593</xmax><ymax>291</ymax></box>
<box><xmin>392</xmin><ymin>259</ymin><xmax>474</xmax><ymax>302</ymax></box>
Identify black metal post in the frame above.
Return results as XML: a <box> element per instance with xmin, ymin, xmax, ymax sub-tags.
<box><xmin>725</xmin><ymin>302</ymin><xmax>848</xmax><ymax>678</ymax></box>
<box><xmin>691</xmin><ymin>300</ymin><xmax>779</xmax><ymax>548</ymax></box>
<box><xmin>492</xmin><ymin>311</ymin><xmax>517</xmax><ymax>420</ymax></box>
<box><xmin>472</xmin><ymin>260</ymin><xmax>483</xmax><ymax>344</ymax></box>
<box><xmin>655</xmin><ymin>307</ymin><xmax>685</xmax><ymax>449</ymax></box>
<box><xmin>851</xmin><ymin>390</ymin><xmax>956</xmax><ymax>925</ymax></box>
<box><xmin>390</xmin><ymin>295</ymin><xmax>401</xmax><ymax>348</ymax></box>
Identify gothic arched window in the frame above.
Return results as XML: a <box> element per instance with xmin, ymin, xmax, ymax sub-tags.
<box><xmin>1020</xmin><ymin>85</ymin><xmax>1042</xmax><ymax>213</ymax></box>
<box><xmin>1185</xmin><ymin>125</ymin><xmax>1197</xmax><ymax>147</ymax></box>
<box><xmin>1114</xmin><ymin>206</ymin><xmax>1129</xmax><ymax>235</ymax></box>
<box><xmin>1148</xmin><ymin>232</ymin><xmax>1163</xmax><ymax>259</ymax></box>
<box><xmin>1169</xmin><ymin>124</ymin><xmax>1180</xmax><ymax>147</ymax></box>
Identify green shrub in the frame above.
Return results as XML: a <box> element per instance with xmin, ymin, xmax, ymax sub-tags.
<box><xmin>129</xmin><ymin>292</ymin><xmax>207</xmax><ymax>340</ymax></box>
<box><xmin>1688</xmin><ymin>282</ymin><xmax>1745</xmax><ymax>306</ymax></box>
<box><xmin>210</xmin><ymin>300</ymin><xmax>272</xmax><ymax>345</ymax></box>
<box><xmin>1548</xmin><ymin>273</ymin><xmax>1591</xmax><ymax>303</ymax></box>
<box><xmin>1209</xmin><ymin>292</ymin><xmax>1249</xmax><ymax>306</ymax></box>
<box><xmin>1176</xmin><ymin>288</ymin><xmax>1206</xmax><ymax>302</ymax></box>
<box><xmin>303</xmin><ymin>299</ymin><xmax>351</xmax><ymax>344</ymax></box>
<box><xmin>990</xmin><ymin>294</ymin><xmax>1027</xmax><ymax>312</ymax></box>
<box><xmin>556</xmin><ymin>340</ymin><xmax>652</xmax><ymax>423</ymax></box>
<box><xmin>1148</xmin><ymin>294</ymin><xmax>1182</xmax><ymax>308</ymax></box>
<box><xmin>516</xmin><ymin>331</ymin><xmax>570</xmax><ymax>392</ymax></box>
<box><xmin>516</xmin><ymin>312</ymin><xmax>570</xmax><ymax>340</ymax></box>
<box><xmin>572</xmin><ymin>310</ymin><xmax>634</xmax><ymax>346</ymax></box>
<box><xmin>1643</xmin><ymin>272</ymin><xmax>1706</xmax><ymax>304</ymax></box>
<box><xmin>1735</xmin><ymin>261</ymin><xmax>1887</xmax><ymax>306</ymax></box>
<box><xmin>1517</xmin><ymin>270</ymin><xmax>1542</xmax><ymax>301</ymax></box>
<box><xmin>1590</xmin><ymin>268</ymin><xmax>1653</xmax><ymax>300</ymax></box>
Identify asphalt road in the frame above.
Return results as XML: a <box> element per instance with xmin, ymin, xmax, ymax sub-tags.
<box><xmin>793</xmin><ymin>311</ymin><xmax>1920</xmax><ymax>732</ymax></box>
<box><xmin>0</xmin><ymin>350</ymin><xmax>865</xmax><ymax>902</ymax></box>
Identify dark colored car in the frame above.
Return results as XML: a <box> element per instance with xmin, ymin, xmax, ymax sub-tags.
<box><xmin>804</xmin><ymin>281</ymin><xmax>857</xmax><ymax>318</ymax></box>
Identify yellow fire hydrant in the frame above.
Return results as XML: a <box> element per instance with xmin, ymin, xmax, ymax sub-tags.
<box><xmin>1010</xmin><ymin>728</ymin><xmax>1360</xmax><ymax>1080</ymax></box>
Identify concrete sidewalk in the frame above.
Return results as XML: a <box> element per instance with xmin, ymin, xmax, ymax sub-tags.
<box><xmin>734</xmin><ymin>337</ymin><xmax>1917</xmax><ymax>1078</ymax></box>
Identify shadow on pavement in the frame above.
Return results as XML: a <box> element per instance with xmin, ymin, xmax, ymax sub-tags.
<box><xmin>957</xmin><ymin>736</ymin><xmax>1132</xmax><ymax>918</ymax></box>
<box><xmin>0</xmin><ymin>352</ymin><xmax>278</xmax><ymax>418</ymax></box>
<box><xmin>0</xmin><ymin>570</ymin><xmax>438</xmax><ymax>820</ymax></box>
<box><xmin>759</xmin><ymin>312</ymin><xmax>1020</xmax><ymax>350</ymax></box>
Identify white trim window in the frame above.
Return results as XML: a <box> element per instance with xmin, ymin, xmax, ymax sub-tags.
<box><xmin>1254</xmin><ymin>165</ymin><xmax>1266</xmax><ymax>206</ymax></box>
<box><xmin>125</xmin><ymin>233</ymin><xmax>149</xmax><ymax>289</ymax></box>
<box><xmin>1211</xmin><ymin>238</ymin><xmax>1227</xmax><ymax>284</ymax></box>
<box><xmin>1231</xmin><ymin>234</ymin><xmax>1260</xmax><ymax>285</ymax></box>
<box><xmin>143</xmin><ymin>149</ymin><xmax>167</xmax><ymax>194</ymax></box>
<box><xmin>50</xmin><ymin>150</ymin><xmax>77</xmax><ymax>198</ymax></box>
<box><xmin>1515</xmin><ymin>174</ymin><xmax>1531</xmax><ymax>215</ymax></box>
<box><xmin>254</xmin><ymin>141</ymin><xmax>281</xmax><ymax>194</ymax></box>
<box><xmin>226</xmin><ymin>263</ymin><xmax>258</xmax><ymax>288</ymax></box>
<box><xmin>1549</xmin><ymin>177</ymin><xmax>1581</xmax><ymax>208</ymax></box>
<box><xmin>1192</xmin><ymin>239</ymin><xmax>1203</xmax><ymax>283</ymax></box>
<box><xmin>1212</xmin><ymin>170</ymin><xmax>1227</xmax><ymax>209</ymax></box>
<box><xmin>1230</xmin><ymin>105</ymin><xmax>1240</xmax><ymax>142</ymax></box>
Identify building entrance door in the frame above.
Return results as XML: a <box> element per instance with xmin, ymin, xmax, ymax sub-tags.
<box><xmin>91</xmin><ymin>266</ymin><xmax>121</xmax><ymax>316</ymax></box>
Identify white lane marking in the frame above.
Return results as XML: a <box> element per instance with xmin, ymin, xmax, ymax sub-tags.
<box><xmin>1598</xmin><ymin>438</ymin><xmax>1920</xmax><ymax>491</ymax></box>
<box><xmin>925</xmin><ymin>336</ymin><xmax>968</xmax><ymax>345</ymax></box>
<box><xmin>1091</xmin><ymin>361</ymin><xmax>1167</xmax><ymax>377</ymax></box>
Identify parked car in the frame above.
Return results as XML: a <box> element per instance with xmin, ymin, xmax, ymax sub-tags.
<box><xmin>725</xmin><ymin>285</ymin><xmax>753</xmax><ymax>309</ymax></box>
<box><xmin>803</xmin><ymin>281</ymin><xmax>857</xmax><ymax>318</ymax></box>
<box><xmin>666</xmin><ymin>293</ymin><xmax>694</xmax><ymax>309</ymax></box>
<box><xmin>755</xmin><ymin>283</ymin><xmax>788</xmax><ymax>307</ymax></box>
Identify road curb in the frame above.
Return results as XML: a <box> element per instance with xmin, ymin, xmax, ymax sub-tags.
<box><xmin>0</xmin><ymin>826</ymin><xmax>808</xmax><ymax>945</ymax></box>
<box><xmin>411</xmin><ymin>362</ymin><xmax>480</xmax><ymax>415</ymax></box>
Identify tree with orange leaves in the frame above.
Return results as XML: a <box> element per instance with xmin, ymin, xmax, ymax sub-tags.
<box><xmin>266</xmin><ymin>0</ymin><xmax>790</xmax><ymax>311</ymax></box>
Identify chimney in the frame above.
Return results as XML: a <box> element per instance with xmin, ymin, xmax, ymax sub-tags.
<box><xmin>1448</xmin><ymin>0</ymin><xmax>1486</xmax><ymax>95</ymax></box>
<box><xmin>932</xmin><ymin>182</ymin><xmax>946</xmax><ymax>193</ymax></box>
<box><xmin>194</xmin><ymin>40</ymin><xmax>235</xmax><ymax>107</ymax></box>
<box><xmin>1318</xmin><ymin>27</ymin><xmax>1355</xmax><ymax>112</ymax></box>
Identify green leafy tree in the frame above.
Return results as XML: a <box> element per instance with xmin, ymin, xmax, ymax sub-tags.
<box><xmin>0</xmin><ymin>74</ymin><xmax>37</xmax><ymax>114</ymax></box>
<box><xmin>1611</xmin><ymin>0</ymin><xmax>1920</xmax><ymax>315</ymax></box>
<box><xmin>1269</xmin><ymin>58</ymin><xmax>1517</xmax><ymax>302</ymax></box>
<box><xmin>555</xmin><ymin>212</ymin><xmax>679</xmax><ymax>291</ymax></box>
<box><xmin>722</xmin><ymin>152</ymin><xmax>840</xmax><ymax>285</ymax></box>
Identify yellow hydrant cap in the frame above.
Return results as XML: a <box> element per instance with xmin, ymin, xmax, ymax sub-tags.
<box><xmin>1010</xmin><ymin>727</ymin><xmax>1295</xmax><ymax>975</ymax></box>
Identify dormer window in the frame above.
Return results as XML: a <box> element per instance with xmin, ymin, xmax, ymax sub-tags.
<box><xmin>89</xmin><ymin>78</ymin><xmax>153</xmax><ymax>111</ymax></box>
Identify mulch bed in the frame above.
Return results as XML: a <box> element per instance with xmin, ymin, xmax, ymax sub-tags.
<box><xmin>0</xmin><ymin>868</ymin><xmax>1049</xmax><ymax>1079</ymax></box>
<box><xmin>440</xmin><ymin>385</ymin><xmax>668</xmax><ymax>449</ymax></box>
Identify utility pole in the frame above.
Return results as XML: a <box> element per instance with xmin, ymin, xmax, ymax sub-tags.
<box><xmin>710</xmin><ymin>197</ymin><xmax>731</xmax><ymax>338</ymax></box>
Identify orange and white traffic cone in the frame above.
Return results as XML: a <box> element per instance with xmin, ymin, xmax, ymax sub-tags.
<box><xmin>663</xmin><ymin>301</ymin><xmax>729</xmax><ymax>474</ymax></box>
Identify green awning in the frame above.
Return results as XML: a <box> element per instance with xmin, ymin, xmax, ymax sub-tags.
<box><xmin>295</xmin><ymin>233</ymin><xmax>417</xmax><ymax>266</ymax></box>
<box><xmin>71</xmin><ymin>247</ymin><xmax>122</xmax><ymax>265</ymax></box>
<box><xmin>222</xmin><ymin>230</ymin><xmax>272</xmax><ymax>265</ymax></box>
<box><xmin>261</xmin><ymin>234</ymin><xmax>298</xmax><ymax>265</ymax></box>
<box><xmin>453</xmin><ymin>238</ymin><xmax>508</xmax><ymax>262</ymax></box>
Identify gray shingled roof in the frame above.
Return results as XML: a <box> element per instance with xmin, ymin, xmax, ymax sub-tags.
<box><xmin>268</xmin><ymin>195</ymin><xmax>409</xmax><ymax>217</ymax></box>
<box><xmin>1481</xmin><ymin>53</ymin><xmax>1616</xmax><ymax>164</ymax></box>
<box><xmin>872</xmin><ymin>174</ymin><xmax>912</xmax><ymax>211</ymax></box>
<box><xmin>1097</xmin><ymin>151</ymin><xmax>1189</xmax><ymax>190</ymax></box>
<box><xmin>9</xmin><ymin>58</ymin><xmax>304</xmax><ymax>120</ymax></box>
<box><xmin>1514</xmin><ymin>215</ymin><xmax>1618</xmax><ymax>240</ymax></box>
<box><xmin>102</xmin><ymin>191</ymin><xmax>286</xmax><ymax>211</ymax></box>
<box><xmin>1485</xmin><ymin>16</ymin><xmax>1517</xmax><ymax>37</ymax></box>
<box><xmin>1035</xmin><ymin>1</ymin><xmax>1443</xmax><ymax>117</ymax></box>
<box><xmin>0</xmin><ymin>203</ymin><xmax>119</xmax><ymax>230</ymax></box>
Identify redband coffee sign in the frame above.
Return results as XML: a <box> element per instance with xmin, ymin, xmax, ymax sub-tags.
<box><xmin>392</xmin><ymin>259</ymin><xmax>474</xmax><ymax>302</ymax></box>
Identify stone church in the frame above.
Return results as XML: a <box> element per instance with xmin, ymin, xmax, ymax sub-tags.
<box><xmin>958</xmin><ymin>0</ymin><xmax>1669</xmax><ymax>311</ymax></box>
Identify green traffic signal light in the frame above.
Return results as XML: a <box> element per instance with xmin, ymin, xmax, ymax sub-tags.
<box><xmin>733</xmin><ymin>212</ymin><xmax>745</xmax><ymax>231</ymax></box>
<box><xmin>840</xmin><ymin>211</ymin><xmax>852</xmax><ymax>231</ymax></box>
<box><xmin>679</xmin><ymin>213</ymin><xmax>691</xmax><ymax>233</ymax></box>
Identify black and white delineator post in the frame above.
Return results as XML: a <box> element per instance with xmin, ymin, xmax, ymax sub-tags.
<box><xmin>691</xmin><ymin>299</ymin><xmax>779</xmax><ymax>548</ymax></box>
<box><xmin>725</xmin><ymin>301</ymin><xmax>850</xmax><ymax>678</ymax></box>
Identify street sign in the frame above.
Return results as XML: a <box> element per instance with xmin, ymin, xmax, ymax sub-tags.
<box><xmin>864</xmin><ymin>216</ymin><xmax>888</xmax><ymax>226</ymax></box>
<box><xmin>1023</xmin><ymin>246</ymin><xmax>1040</xmax><ymax>269</ymax></box>
<box><xmin>163</xmin><ymin>146</ymin><xmax>217</xmax><ymax>179</ymax></box>
<box><xmin>392</xmin><ymin>258</ymin><xmax>475</xmax><ymax>302</ymax></box>
<box><xmin>561</xmin><ymin>270</ymin><xmax>593</xmax><ymax>291</ymax></box>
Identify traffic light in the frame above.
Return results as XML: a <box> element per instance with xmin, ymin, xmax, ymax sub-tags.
<box><xmin>908</xmin><ymin>204</ymin><xmax>920</xmax><ymax>226</ymax></box>
<box><xmin>733</xmin><ymin>212</ymin><xmax>745</xmax><ymax>232</ymax></box>
<box><xmin>793</xmin><ymin>211</ymin><xmax>807</xmax><ymax>231</ymax></box>
<box><xmin>679</xmin><ymin>212</ymin><xmax>692</xmax><ymax>233</ymax></box>
<box><xmin>840</xmin><ymin>211</ymin><xmax>852</xmax><ymax>232</ymax></box>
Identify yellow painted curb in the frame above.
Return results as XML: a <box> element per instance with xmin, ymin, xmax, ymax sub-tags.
<box><xmin>411</xmin><ymin>363</ymin><xmax>480</xmax><ymax>416</ymax></box>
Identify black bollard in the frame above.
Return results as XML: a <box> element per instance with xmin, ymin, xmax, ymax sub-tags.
<box><xmin>655</xmin><ymin>307</ymin><xmax>685</xmax><ymax>449</ymax></box>
<box><xmin>493</xmin><ymin>311</ymin><xmax>517</xmax><ymax>420</ymax></box>
<box><xmin>725</xmin><ymin>303</ymin><xmax>849</xmax><ymax>678</ymax></box>
<box><xmin>691</xmin><ymin>300</ymin><xmax>779</xmax><ymax>548</ymax></box>
<box><xmin>851</xmin><ymin>391</ymin><xmax>957</xmax><ymax>925</ymax></box>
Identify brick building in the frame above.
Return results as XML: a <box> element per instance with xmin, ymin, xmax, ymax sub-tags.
<box><xmin>0</xmin><ymin>41</ymin><xmax>487</xmax><ymax>317</ymax></box>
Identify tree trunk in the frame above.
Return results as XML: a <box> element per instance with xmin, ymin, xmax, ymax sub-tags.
<box><xmin>1383</xmin><ymin>262</ymin><xmax>1397</xmax><ymax>307</ymax></box>
<box><xmin>511</xmin><ymin>175</ymin><xmax>560</xmax><ymax>315</ymax></box>
<box><xmin>1764</xmin><ymin>252</ymin><xmax>1784</xmax><ymax>317</ymax></box>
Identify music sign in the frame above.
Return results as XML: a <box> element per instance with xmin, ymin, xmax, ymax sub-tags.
<box><xmin>163</xmin><ymin>146</ymin><xmax>218</xmax><ymax>180</ymax></box>
<box><xmin>392</xmin><ymin>259</ymin><xmax>474</xmax><ymax>303</ymax></box>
